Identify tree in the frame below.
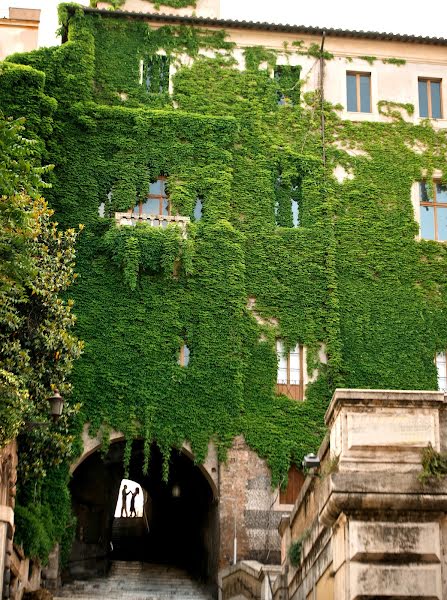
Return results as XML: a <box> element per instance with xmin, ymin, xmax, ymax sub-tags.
<box><xmin>0</xmin><ymin>112</ymin><xmax>83</xmax><ymax>470</ymax></box>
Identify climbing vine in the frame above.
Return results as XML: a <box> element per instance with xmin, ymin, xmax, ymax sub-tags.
<box><xmin>3</xmin><ymin>3</ymin><xmax>447</xmax><ymax>561</ymax></box>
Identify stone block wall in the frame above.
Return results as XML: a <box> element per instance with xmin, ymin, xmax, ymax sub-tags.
<box><xmin>272</xmin><ymin>389</ymin><xmax>447</xmax><ymax>600</ymax></box>
<box><xmin>219</xmin><ymin>436</ymin><xmax>285</xmax><ymax>568</ymax></box>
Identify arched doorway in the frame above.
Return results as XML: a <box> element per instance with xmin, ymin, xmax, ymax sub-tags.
<box><xmin>67</xmin><ymin>440</ymin><xmax>218</xmax><ymax>589</ymax></box>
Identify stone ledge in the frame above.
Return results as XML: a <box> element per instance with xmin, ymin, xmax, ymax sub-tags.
<box><xmin>320</xmin><ymin>490</ymin><xmax>447</xmax><ymax>527</ymax></box>
<box><xmin>325</xmin><ymin>388</ymin><xmax>445</xmax><ymax>426</ymax></box>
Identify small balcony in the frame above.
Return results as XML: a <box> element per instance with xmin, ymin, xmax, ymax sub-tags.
<box><xmin>115</xmin><ymin>211</ymin><xmax>190</xmax><ymax>231</ymax></box>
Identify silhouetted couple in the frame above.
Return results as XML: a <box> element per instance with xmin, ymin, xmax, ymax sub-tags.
<box><xmin>121</xmin><ymin>485</ymin><xmax>140</xmax><ymax>518</ymax></box>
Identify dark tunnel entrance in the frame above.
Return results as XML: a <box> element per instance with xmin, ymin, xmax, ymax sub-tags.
<box><xmin>68</xmin><ymin>440</ymin><xmax>218</xmax><ymax>589</ymax></box>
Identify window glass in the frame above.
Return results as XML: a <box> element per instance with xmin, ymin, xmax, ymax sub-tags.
<box><xmin>437</xmin><ymin>207</ymin><xmax>447</xmax><ymax>241</ymax></box>
<box><xmin>289</xmin><ymin>345</ymin><xmax>301</xmax><ymax>385</ymax></box>
<box><xmin>419</xmin><ymin>182</ymin><xmax>431</xmax><ymax>202</ymax></box>
<box><xmin>437</xmin><ymin>353</ymin><xmax>447</xmax><ymax>391</ymax></box>
<box><xmin>420</xmin><ymin>205</ymin><xmax>435</xmax><ymax>239</ymax></box>
<box><xmin>193</xmin><ymin>198</ymin><xmax>203</xmax><ymax>221</ymax></box>
<box><xmin>276</xmin><ymin>340</ymin><xmax>288</xmax><ymax>384</ymax></box>
<box><xmin>182</xmin><ymin>344</ymin><xmax>190</xmax><ymax>367</ymax></box>
<box><xmin>430</xmin><ymin>81</ymin><xmax>442</xmax><ymax>118</ymax></box>
<box><xmin>419</xmin><ymin>80</ymin><xmax>429</xmax><ymax>117</ymax></box>
<box><xmin>142</xmin><ymin>198</ymin><xmax>160</xmax><ymax>214</ymax></box>
<box><xmin>149</xmin><ymin>179</ymin><xmax>163</xmax><ymax>195</ymax></box>
<box><xmin>360</xmin><ymin>75</ymin><xmax>371</xmax><ymax>113</ymax></box>
<box><xmin>161</xmin><ymin>198</ymin><xmax>169</xmax><ymax>216</ymax></box>
<box><xmin>291</xmin><ymin>199</ymin><xmax>299</xmax><ymax>227</ymax></box>
<box><xmin>436</xmin><ymin>182</ymin><xmax>447</xmax><ymax>203</ymax></box>
<box><xmin>346</xmin><ymin>74</ymin><xmax>357</xmax><ymax>112</ymax></box>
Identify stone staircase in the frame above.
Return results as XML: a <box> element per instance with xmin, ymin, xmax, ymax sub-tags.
<box><xmin>53</xmin><ymin>561</ymin><xmax>214</xmax><ymax>600</ymax></box>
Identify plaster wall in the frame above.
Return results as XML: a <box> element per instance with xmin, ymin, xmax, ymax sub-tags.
<box><xmin>0</xmin><ymin>8</ymin><xmax>40</xmax><ymax>60</ymax></box>
<box><xmin>97</xmin><ymin>0</ymin><xmax>220</xmax><ymax>18</ymax></box>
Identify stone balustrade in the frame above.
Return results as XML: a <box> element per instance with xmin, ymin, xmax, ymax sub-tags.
<box><xmin>114</xmin><ymin>212</ymin><xmax>190</xmax><ymax>231</ymax></box>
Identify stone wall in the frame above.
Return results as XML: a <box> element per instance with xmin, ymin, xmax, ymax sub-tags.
<box><xmin>274</xmin><ymin>389</ymin><xmax>447</xmax><ymax>600</ymax></box>
<box><xmin>218</xmin><ymin>436</ymin><xmax>286</xmax><ymax>568</ymax></box>
<box><xmin>0</xmin><ymin>441</ymin><xmax>17</xmax><ymax>600</ymax></box>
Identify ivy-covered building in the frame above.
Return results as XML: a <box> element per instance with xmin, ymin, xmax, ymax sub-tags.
<box><xmin>2</xmin><ymin>0</ymin><xmax>447</xmax><ymax>594</ymax></box>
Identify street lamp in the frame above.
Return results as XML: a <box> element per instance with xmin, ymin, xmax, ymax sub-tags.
<box><xmin>25</xmin><ymin>389</ymin><xmax>65</xmax><ymax>429</ymax></box>
<box><xmin>47</xmin><ymin>388</ymin><xmax>64</xmax><ymax>422</ymax></box>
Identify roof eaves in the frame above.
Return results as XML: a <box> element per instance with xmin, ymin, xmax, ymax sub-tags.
<box><xmin>77</xmin><ymin>6</ymin><xmax>447</xmax><ymax>47</ymax></box>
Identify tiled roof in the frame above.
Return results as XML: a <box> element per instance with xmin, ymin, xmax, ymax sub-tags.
<box><xmin>79</xmin><ymin>6</ymin><xmax>447</xmax><ymax>46</ymax></box>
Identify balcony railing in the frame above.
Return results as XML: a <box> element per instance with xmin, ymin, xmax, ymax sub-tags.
<box><xmin>115</xmin><ymin>212</ymin><xmax>190</xmax><ymax>231</ymax></box>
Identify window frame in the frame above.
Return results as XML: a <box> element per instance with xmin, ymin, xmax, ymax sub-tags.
<box><xmin>418</xmin><ymin>77</ymin><xmax>443</xmax><ymax>119</ymax></box>
<box><xmin>346</xmin><ymin>71</ymin><xmax>372</xmax><ymax>113</ymax></box>
<box><xmin>419</xmin><ymin>180</ymin><xmax>447</xmax><ymax>241</ymax></box>
<box><xmin>276</xmin><ymin>340</ymin><xmax>304</xmax><ymax>401</ymax></box>
<box><xmin>436</xmin><ymin>352</ymin><xmax>447</xmax><ymax>392</ymax></box>
<box><xmin>132</xmin><ymin>176</ymin><xmax>171</xmax><ymax>218</ymax></box>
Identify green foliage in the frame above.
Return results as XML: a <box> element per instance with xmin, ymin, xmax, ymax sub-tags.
<box><xmin>359</xmin><ymin>55</ymin><xmax>376</xmax><ymax>65</ymax></box>
<box><xmin>14</xmin><ymin>504</ymin><xmax>55</xmax><ymax>564</ymax></box>
<box><xmin>288</xmin><ymin>539</ymin><xmax>302</xmax><ymax>567</ymax></box>
<box><xmin>0</xmin><ymin>114</ymin><xmax>82</xmax><ymax>561</ymax></box>
<box><xmin>90</xmin><ymin>0</ymin><xmax>196</xmax><ymax>8</ymax></box>
<box><xmin>4</xmin><ymin>3</ymin><xmax>447</xmax><ymax>561</ymax></box>
<box><xmin>306</xmin><ymin>43</ymin><xmax>334</xmax><ymax>60</ymax></box>
<box><xmin>377</xmin><ymin>100</ymin><xmax>415</xmax><ymax>118</ymax></box>
<box><xmin>383</xmin><ymin>57</ymin><xmax>406</xmax><ymax>66</ymax></box>
<box><xmin>288</xmin><ymin>530</ymin><xmax>309</xmax><ymax>567</ymax></box>
<box><xmin>420</xmin><ymin>443</ymin><xmax>447</xmax><ymax>483</ymax></box>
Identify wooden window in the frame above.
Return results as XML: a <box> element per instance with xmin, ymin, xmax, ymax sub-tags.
<box><xmin>279</xmin><ymin>465</ymin><xmax>305</xmax><ymax>505</ymax></box>
<box><xmin>276</xmin><ymin>340</ymin><xmax>304</xmax><ymax>401</ymax></box>
<box><xmin>132</xmin><ymin>176</ymin><xmax>171</xmax><ymax>218</ymax></box>
<box><xmin>418</xmin><ymin>78</ymin><xmax>442</xmax><ymax>118</ymax></box>
<box><xmin>419</xmin><ymin>181</ymin><xmax>447</xmax><ymax>241</ymax></box>
<box><xmin>178</xmin><ymin>344</ymin><xmax>190</xmax><ymax>367</ymax></box>
<box><xmin>436</xmin><ymin>352</ymin><xmax>447</xmax><ymax>391</ymax></box>
<box><xmin>346</xmin><ymin>72</ymin><xmax>371</xmax><ymax>113</ymax></box>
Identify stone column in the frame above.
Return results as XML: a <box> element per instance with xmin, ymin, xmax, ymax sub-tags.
<box><xmin>281</xmin><ymin>389</ymin><xmax>447</xmax><ymax>600</ymax></box>
<box><xmin>323</xmin><ymin>389</ymin><xmax>447</xmax><ymax>600</ymax></box>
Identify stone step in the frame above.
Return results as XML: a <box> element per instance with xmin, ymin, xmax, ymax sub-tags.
<box><xmin>53</xmin><ymin>561</ymin><xmax>213</xmax><ymax>600</ymax></box>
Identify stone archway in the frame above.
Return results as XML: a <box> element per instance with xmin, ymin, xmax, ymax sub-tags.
<box><xmin>67</xmin><ymin>428</ymin><xmax>219</xmax><ymax>588</ymax></box>
<box><xmin>71</xmin><ymin>424</ymin><xmax>219</xmax><ymax>500</ymax></box>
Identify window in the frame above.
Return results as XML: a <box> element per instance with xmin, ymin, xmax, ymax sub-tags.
<box><xmin>279</xmin><ymin>465</ymin><xmax>305</xmax><ymax>505</ymax></box>
<box><xmin>276</xmin><ymin>340</ymin><xmax>304</xmax><ymax>401</ymax></box>
<box><xmin>133</xmin><ymin>176</ymin><xmax>170</xmax><ymax>218</ymax></box>
<box><xmin>274</xmin><ymin>65</ymin><xmax>301</xmax><ymax>106</ymax></box>
<box><xmin>178</xmin><ymin>344</ymin><xmax>190</xmax><ymax>367</ymax></box>
<box><xmin>143</xmin><ymin>55</ymin><xmax>170</xmax><ymax>94</ymax></box>
<box><xmin>419</xmin><ymin>181</ymin><xmax>447</xmax><ymax>241</ymax></box>
<box><xmin>346</xmin><ymin>72</ymin><xmax>371</xmax><ymax>113</ymax></box>
<box><xmin>193</xmin><ymin>198</ymin><xmax>203</xmax><ymax>221</ymax></box>
<box><xmin>418</xmin><ymin>78</ymin><xmax>442</xmax><ymax>118</ymax></box>
<box><xmin>436</xmin><ymin>352</ymin><xmax>447</xmax><ymax>392</ymax></box>
<box><xmin>275</xmin><ymin>178</ymin><xmax>300</xmax><ymax>227</ymax></box>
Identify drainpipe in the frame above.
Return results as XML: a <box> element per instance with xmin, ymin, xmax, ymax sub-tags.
<box><xmin>320</xmin><ymin>30</ymin><xmax>327</xmax><ymax>168</ymax></box>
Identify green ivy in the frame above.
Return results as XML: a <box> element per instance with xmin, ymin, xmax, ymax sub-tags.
<box><xmin>3</xmin><ymin>2</ymin><xmax>447</xmax><ymax>562</ymax></box>
<box><xmin>90</xmin><ymin>0</ymin><xmax>196</xmax><ymax>8</ymax></box>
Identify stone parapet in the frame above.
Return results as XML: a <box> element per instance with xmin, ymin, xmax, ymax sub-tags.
<box><xmin>278</xmin><ymin>389</ymin><xmax>447</xmax><ymax>600</ymax></box>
